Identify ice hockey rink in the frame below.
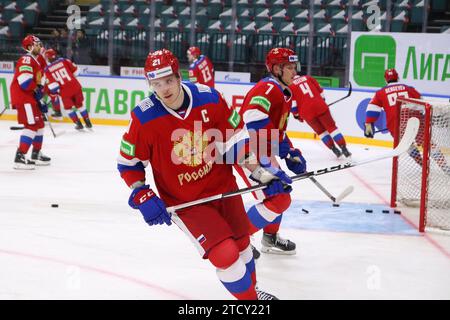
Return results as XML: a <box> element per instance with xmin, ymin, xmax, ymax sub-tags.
<box><xmin>0</xmin><ymin>119</ymin><xmax>449</xmax><ymax>300</ymax></box>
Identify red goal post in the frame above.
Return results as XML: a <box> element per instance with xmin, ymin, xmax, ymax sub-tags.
<box><xmin>390</xmin><ymin>97</ymin><xmax>450</xmax><ymax>233</ymax></box>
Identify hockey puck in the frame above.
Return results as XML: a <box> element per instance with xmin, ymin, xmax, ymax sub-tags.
<box><xmin>332</xmin><ymin>203</ymin><xmax>340</xmax><ymax>207</ymax></box>
<box><xmin>301</xmin><ymin>208</ymin><xmax>309</xmax><ymax>214</ymax></box>
<box><xmin>394</xmin><ymin>210</ymin><xmax>401</xmax><ymax>215</ymax></box>
<box><xmin>382</xmin><ymin>209</ymin><xmax>390</xmax><ymax>214</ymax></box>
<box><xmin>365</xmin><ymin>209</ymin><xmax>373</xmax><ymax>213</ymax></box>
<box><xmin>51</xmin><ymin>204</ymin><xmax>59</xmax><ymax>208</ymax></box>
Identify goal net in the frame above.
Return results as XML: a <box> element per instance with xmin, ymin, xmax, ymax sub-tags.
<box><xmin>391</xmin><ymin>97</ymin><xmax>450</xmax><ymax>232</ymax></box>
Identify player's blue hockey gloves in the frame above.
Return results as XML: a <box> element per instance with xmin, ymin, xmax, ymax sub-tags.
<box><xmin>129</xmin><ymin>185</ymin><xmax>172</xmax><ymax>226</ymax></box>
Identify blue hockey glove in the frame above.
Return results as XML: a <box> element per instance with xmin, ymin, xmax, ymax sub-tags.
<box><xmin>34</xmin><ymin>85</ymin><xmax>44</xmax><ymax>101</ymax></box>
<box><xmin>38</xmin><ymin>101</ymin><xmax>48</xmax><ymax>113</ymax></box>
<box><xmin>128</xmin><ymin>185</ymin><xmax>172</xmax><ymax>226</ymax></box>
<box><xmin>278</xmin><ymin>136</ymin><xmax>291</xmax><ymax>159</ymax></box>
<box><xmin>262</xmin><ymin>180</ymin><xmax>292</xmax><ymax>197</ymax></box>
<box><xmin>285</xmin><ymin>149</ymin><xmax>307</xmax><ymax>174</ymax></box>
<box><xmin>250</xmin><ymin>156</ymin><xmax>293</xmax><ymax>196</ymax></box>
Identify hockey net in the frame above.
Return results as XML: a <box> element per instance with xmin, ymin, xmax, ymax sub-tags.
<box><xmin>391</xmin><ymin>97</ymin><xmax>450</xmax><ymax>232</ymax></box>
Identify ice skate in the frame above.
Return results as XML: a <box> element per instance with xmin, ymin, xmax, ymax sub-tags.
<box><xmin>14</xmin><ymin>150</ymin><xmax>35</xmax><ymax>170</ymax></box>
<box><xmin>31</xmin><ymin>150</ymin><xmax>51</xmax><ymax>166</ymax></box>
<box><xmin>261</xmin><ymin>232</ymin><xmax>296</xmax><ymax>255</ymax></box>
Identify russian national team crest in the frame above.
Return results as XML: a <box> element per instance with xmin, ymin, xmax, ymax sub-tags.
<box><xmin>172</xmin><ymin>130</ymin><xmax>209</xmax><ymax>167</ymax></box>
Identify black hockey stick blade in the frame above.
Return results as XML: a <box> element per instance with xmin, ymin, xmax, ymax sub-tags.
<box><xmin>10</xmin><ymin>126</ymin><xmax>24</xmax><ymax>130</ymax></box>
<box><xmin>328</xmin><ymin>81</ymin><xmax>352</xmax><ymax>107</ymax></box>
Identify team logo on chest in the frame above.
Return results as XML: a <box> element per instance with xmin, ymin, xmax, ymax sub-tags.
<box><xmin>172</xmin><ymin>130</ymin><xmax>209</xmax><ymax>167</ymax></box>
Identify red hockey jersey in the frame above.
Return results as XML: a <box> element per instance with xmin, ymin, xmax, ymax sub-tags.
<box><xmin>366</xmin><ymin>83</ymin><xmax>421</xmax><ymax>134</ymax></box>
<box><xmin>239</xmin><ymin>77</ymin><xmax>292</xmax><ymax>151</ymax></box>
<box><xmin>10</xmin><ymin>54</ymin><xmax>44</xmax><ymax>107</ymax></box>
<box><xmin>289</xmin><ymin>75</ymin><xmax>328</xmax><ymax>122</ymax></box>
<box><xmin>188</xmin><ymin>55</ymin><xmax>215</xmax><ymax>88</ymax></box>
<box><xmin>117</xmin><ymin>82</ymin><xmax>244</xmax><ymax>207</ymax></box>
<box><xmin>43</xmin><ymin>58</ymin><xmax>82</xmax><ymax>97</ymax></box>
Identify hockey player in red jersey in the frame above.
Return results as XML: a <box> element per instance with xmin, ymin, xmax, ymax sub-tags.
<box><xmin>43</xmin><ymin>48</ymin><xmax>92</xmax><ymax>130</ymax></box>
<box><xmin>365</xmin><ymin>68</ymin><xmax>421</xmax><ymax>138</ymax></box>
<box><xmin>290</xmin><ymin>75</ymin><xmax>351</xmax><ymax>158</ymax></box>
<box><xmin>187</xmin><ymin>46</ymin><xmax>215</xmax><ymax>88</ymax></box>
<box><xmin>365</xmin><ymin>68</ymin><xmax>450</xmax><ymax>174</ymax></box>
<box><xmin>10</xmin><ymin>35</ymin><xmax>51</xmax><ymax>169</ymax></box>
<box><xmin>237</xmin><ymin>48</ymin><xmax>307</xmax><ymax>257</ymax></box>
<box><xmin>117</xmin><ymin>49</ymin><xmax>294</xmax><ymax>300</ymax></box>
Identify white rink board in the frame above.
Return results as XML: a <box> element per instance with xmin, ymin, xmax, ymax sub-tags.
<box><xmin>1</xmin><ymin>72</ymin><xmax>449</xmax><ymax>142</ymax></box>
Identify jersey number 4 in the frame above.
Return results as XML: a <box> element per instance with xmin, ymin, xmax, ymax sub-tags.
<box><xmin>299</xmin><ymin>83</ymin><xmax>314</xmax><ymax>98</ymax></box>
<box><xmin>52</xmin><ymin>68</ymin><xmax>72</xmax><ymax>85</ymax></box>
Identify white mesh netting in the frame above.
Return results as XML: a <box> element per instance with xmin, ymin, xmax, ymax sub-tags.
<box><xmin>397</xmin><ymin>100</ymin><xmax>450</xmax><ymax>231</ymax></box>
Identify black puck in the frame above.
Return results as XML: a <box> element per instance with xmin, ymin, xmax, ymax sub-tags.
<box><xmin>394</xmin><ymin>210</ymin><xmax>401</xmax><ymax>214</ymax></box>
<box><xmin>51</xmin><ymin>204</ymin><xmax>59</xmax><ymax>208</ymax></box>
<box><xmin>382</xmin><ymin>210</ymin><xmax>390</xmax><ymax>214</ymax></box>
<box><xmin>332</xmin><ymin>203</ymin><xmax>340</xmax><ymax>207</ymax></box>
<box><xmin>301</xmin><ymin>208</ymin><xmax>309</xmax><ymax>214</ymax></box>
<box><xmin>365</xmin><ymin>209</ymin><xmax>373</xmax><ymax>213</ymax></box>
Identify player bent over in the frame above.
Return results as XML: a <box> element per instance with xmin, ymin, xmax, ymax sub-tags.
<box><xmin>43</xmin><ymin>48</ymin><xmax>92</xmax><ymax>131</ymax></box>
<box><xmin>290</xmin><ymin>75</ymin><xmax>351</xmax><ymax>158</ymax></box>
<box><xmin>10</xmin><ymin>35</ymin><xmax>51</xmax><ymax>169</ymax></box>
<box><xmin>117</xmin><ymin>49</ymin><xmax>294</xmax><ymax>300</ymax></box>
<box><xmin>237</xmin><ymin>48</ymin><xmax>307</xmax><ymax>258</ymax></box>
<box><xmin>365</xmin><ymin>69</ymin><xmax>450</xmax><ymax>174</ymax></box>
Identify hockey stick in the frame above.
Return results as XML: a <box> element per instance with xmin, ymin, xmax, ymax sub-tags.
<box><xmin>42</xmin><ymin>112</ymin><xmax>60</xmax><ymax>138</ymax></box>
<box><xmin>374</xmin><ymin>128</ymin><xmax>389</xmax><ymax>134</ymax></box>
<box><xmin>0</xmin><ymin>107</ymin><xmax>7</xmax><ymax>117</ymax></box>
<box><xmin>309</xmin><ymin>176</ymin><xmax>353</xmax><ymax>203</ymax></box>
<box><xmin>287</xmin><ymin>154</ymin><xmax>354</xmax><ymax>204</ymax></box>
<box><xmin>166</xmin><ymin>117</ymin><xmax>419</xmax><ymax>213</ymax></box>
<box><xmin>335</xmin><ymin>185</ymin><xmax>354</xmax><ymax>203</ymax></box>
<box><xmin>10</xmin><ymin>126</ymin><xmax>24</xmax><ymax>130</ymax></box>
<box><xmin>327</xmin><ymin>81</ymin><xmax>352</xmax><ymax>107</ymax></box>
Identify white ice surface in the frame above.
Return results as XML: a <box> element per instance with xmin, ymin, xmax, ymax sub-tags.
<box><xmin>0</xmin><ymin>120</ymin><xmax>449</xmax><ymax>300</ymax></box>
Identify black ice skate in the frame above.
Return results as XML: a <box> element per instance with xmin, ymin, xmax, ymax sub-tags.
<box><xmin>340</xmin><ymin>145</ymin><xmax>352</xmax><ymax>158</ymax></box>
<box><xmin>75</xmin><ymin>120</ymin><xmax>84</xmax><ymax>130</ymax></box>
<box><xmin>84</xmin><ymin>118</ymin><xmax>93</xmax><ymax>129</ymax></box>
<box><xmin>331</xmin><ymin>146</ymin><xmax>342</xmax><ymax>158</ymax></box>
<box><xmin>251</xmin><ymin>244</ymin><xmax>261</xmax><ymax>260</ymax></box>
<box><xmin>256</xmin><ymin>288</ymin><xmax>279</xmax><ymax>300</ymax></box>
<box><xmin>51</xmin><ymin>110</ymin><xmax>63</xmax><ymax>120</ymax></box>
<box><xmin>261</xmin><ymin>232</ymin><xmax>296</xmax><ymax>255</ymax></box>
<box><xmin>14</xmin><ymin>150</ymin><xmax>35</xmax><ymax>170</ymax></box>
<box><xmin>31</xmin><ymin>150</ymin><xmax>51</xmax><ymax>166</ymax></box>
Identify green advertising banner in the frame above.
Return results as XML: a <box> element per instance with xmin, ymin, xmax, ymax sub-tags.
<box><xmin>350</xmin><ymin>32</ymin><xmax>450</xmax><ymax>95</ymax></box>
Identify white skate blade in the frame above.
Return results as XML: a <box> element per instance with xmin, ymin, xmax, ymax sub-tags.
<box><xmin>34</xmin><ymin>160</ymin><xmax>51</xmax><ymax>166</ymax></box>
<box><xmin>13</xmin><ymin>162</ymin><xmax>35</xmax><ymax>170</ymax></box>
<box><xmin>260</xmin><ymin>246</ymin><xmax>296</xmax><ymax>255</ymax></box>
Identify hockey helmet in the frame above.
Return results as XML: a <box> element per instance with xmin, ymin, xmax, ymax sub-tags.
<box><xmin>384</xmin><ymin>68</ymin><xmax>399</xmax><ymax>83</ymax></box>
<box><xmin>265</xmin><ymin>48</ymin><xmax>299</xmax><ymax>73</ymax></box>
<box><xmin>144</xmin><ymin>49</ymin><xmax>180</xmax><ymax>80</ymax></box>
<box><xmin>45</xmin><ymin>48</ymin><xmax>57</xmax><ymax>60</ymax></box>
<box><xmin>22</xmin><ymin>35</ymin><xmax>42</xmax><ymax>52</ymax></box>
<box><xmin>187</xmin><ymin>46</ymin><xmax>201</xmax><ymax>58</ymax></box>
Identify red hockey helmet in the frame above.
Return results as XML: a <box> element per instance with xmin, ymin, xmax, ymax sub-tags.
<box><xmin>144</xmin><ymin>49</ymin><xmax>179</xmax><ymax>80</ymax></box>
<box><xmin>187</xmin><ymin>46</ymin><xmax>201</xmax><ymax>58</ymax></box>
<box><xmin>265</xmin><ymin>48</ymin><xmax>299</xmax><ymax>73</ymax></box>
<box><xmin>45</xmin><ymin>48</ymin><xmax>57</xmax><ymax>60</ymax></box>
<box><xmin>22</xmin><ymin>35</ymin><xmax>42</xmax><ymax>52</ymax></box>
<box><xmin>384</xmin><ymin>68</ymin><xmax>399</xmax><ymax>83</ymax></box>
